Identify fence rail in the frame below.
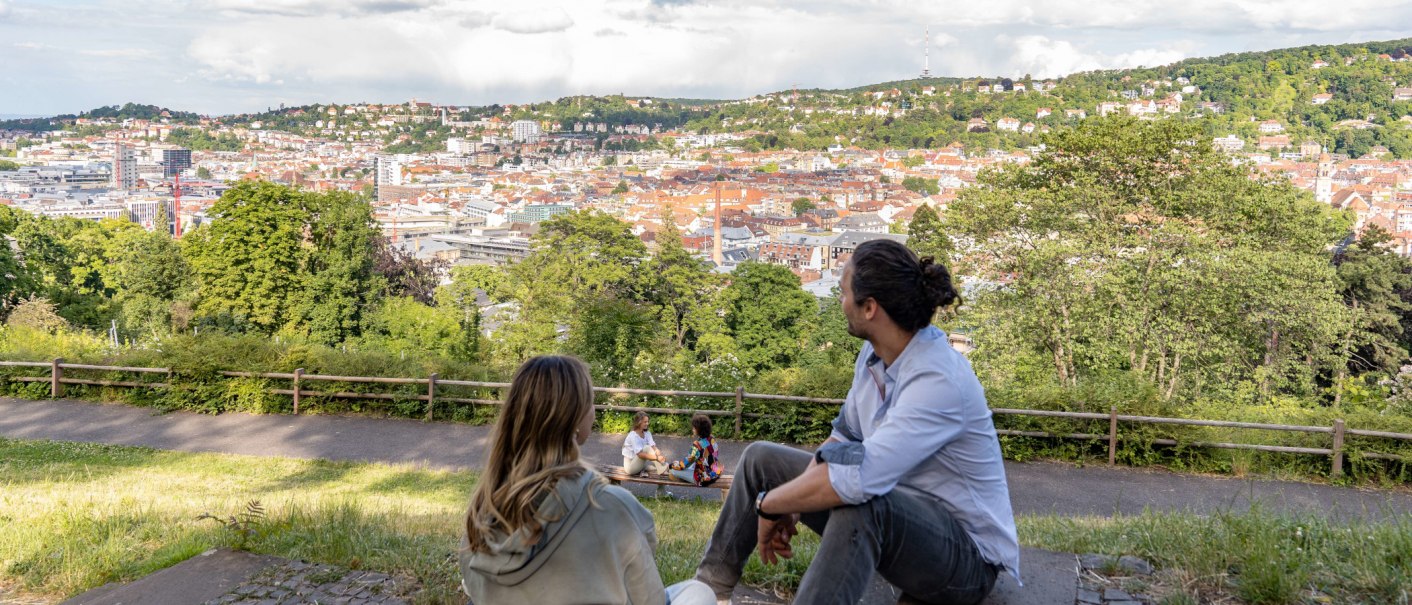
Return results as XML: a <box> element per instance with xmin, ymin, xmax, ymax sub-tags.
<box><xmin>4</xmin><ymin>358</ymin><xmax>1412</xmax><ymax>476</ymax></box>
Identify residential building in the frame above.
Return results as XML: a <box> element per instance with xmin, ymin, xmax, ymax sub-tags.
<box><xmin>374</xmin><ymin>155</ymin><xmax>402</xmax><ymax>201</ymax></box>
<box><xmin>511</xmin><ymin>120</ymin><xmax>543</xmax><ymax>143</ymax></box>
<box><xmin>112</xmin><ymin>143</ymin><xmax>136</xmax><ymax>190</ymax></box>
<box><xmin>161</xmin><ymin>148</ymin><xmax>192</xmax><ymax>178</ymax></box>
<box><xmin>509</xmin><ymin>203</ymin><xmax>573</xmax><ymax>223</ymax></box>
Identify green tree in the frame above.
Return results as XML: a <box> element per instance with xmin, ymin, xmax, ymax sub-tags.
<box><xmin>0</xmin><ymin>206</ymin><xmax>37</xmax><ymax>319</ymax></box>
<box><xmin>196</xmin><ymin>166</ymin><xmax>212</xmax><ymax>179</ymax></box>
<box><xmin>495</xmin><ymin>210</ymin><xmax>649</xmax><ymax>364</ymax></box>
<box><xmin>946</xmin><ymin>117</ymin><xmax>1349</xmax><ymax>400</ymax></box>
<box><xmin>360</xmin><ymin>296</ymin><xmax>472</xmax><ymax>360</ymax></box>
<box><xmin>901</xmin><ymin>176</ymin><xmax>940</xmax><ymax>196</ymax></box>
<box><xmin>906</xmin><ymin>204</ymin><xmax>950</xmax><ymax>260</ymax></box>
<box><xmin>439</xmin><ymin>265</ymin><xmax>508</xmax><ymax>307</ymax></box>
<box><xmin>5</xmin><ymin>295</ymin><xmax>69</xmax><ymax>333</ymax></box>
<box><xmin>115</xmin><ymin>229</ymin><xmax>190</xmax><ymax>337</ymax></box>
<box><xmin>643</xmin><ymin>217</ymin><xmax>725</xmax><ymax>350</ymax></box>
<box><xmin>1332</xmin><ymin>226</ymin><xmax>1412</xmax><ymax>382</ymax></box>
<box><xmin>295</xmin><ymin>190</ymin><xmax>383</xmax><ymax>345</ymax></box>
<box><xmin>791</xmin><ymin>197</ymin><xmax>817</xmax><ymax>216</ymax></box>
<box><xmin>612</xmin><ymin>180</ymin><xmax>629</xmax><ymax>194</ymax></box>
<box><xmin>723</xmin><ymin>262</ymin><xmax>817</xmax><ymax>372</ymax></box>
<box><xmin>183</xmin><ymin>181</ymin><xmax>308</xmax><ymax>333</ymax></box>
<box><xmin>569</xmin><ymin>296</ymin><xmax>660</xmax><ymax>383</ymax></box>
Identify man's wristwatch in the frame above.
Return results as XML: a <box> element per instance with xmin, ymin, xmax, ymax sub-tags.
<box><xmin>755</xmin><ymin>490</ymin><xmax>783</xmax><ymax>521</ymax></box>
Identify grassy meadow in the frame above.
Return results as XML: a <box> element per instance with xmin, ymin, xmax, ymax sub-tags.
<box><xmin>1</xmin><ymin>438</ymin><xmax>1409</xmax><ymax>604</ymax></box>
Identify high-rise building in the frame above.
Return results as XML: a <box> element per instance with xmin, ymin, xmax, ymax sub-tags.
<box><xmin>511</xmin><ymin>120</ymin><xmax>542</xmax><ymax>143</ymax></box>
<box><xmin>161</xmin><ymin>148</ymin><xmax>192</xmax><ymax>178</ymax></box>
<box><xmin>373</xmin><ymin>155</ymin><xmax>403</xmax><ymax>201</ymax></box>
<box><xmin>112</xmin><ymin>143</ymin><xmax>136</xmax><ymax>190</ymax></box>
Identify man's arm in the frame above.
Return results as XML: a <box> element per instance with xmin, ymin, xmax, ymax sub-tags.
<box><xmin>758</xmin><ymin>436</ymin><xmax>842</xmax><ymax>515</ymax></box>
<box><xmin>822</xmin><ymin>371</ymin><xmax>967</xmax><ymax>505</ymax></box>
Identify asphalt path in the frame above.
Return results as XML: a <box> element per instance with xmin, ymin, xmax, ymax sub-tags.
<box><xmin>3</xmin><ymin>397</ymin><xmax>1411</xmax><ymax>521</ymax></box>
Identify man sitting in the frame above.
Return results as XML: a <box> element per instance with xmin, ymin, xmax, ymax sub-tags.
<box><xmin>694</xmin><ymin>239</ymin><xmax>1020</xmax><ymax>605</ymax></box>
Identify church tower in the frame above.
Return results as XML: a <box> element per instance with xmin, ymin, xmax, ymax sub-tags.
<box><xmin>1316</xmin><ymin>151</ymin><xmax>1333</xmax><ymax>204</ymax></box>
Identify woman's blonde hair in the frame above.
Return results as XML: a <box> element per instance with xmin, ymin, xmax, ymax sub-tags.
<box><xmin>465</xmin><ymin>355</ymin><xmax>601</xmax><ymax>552</ymax></box>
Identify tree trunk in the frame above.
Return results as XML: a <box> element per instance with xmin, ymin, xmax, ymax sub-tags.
<box><xmin>1261</xmin><ymin>325</ymin><xmax>1280</xmax><ymax>396</ymax></box>
<box><xmin>1165</xmin><ymin>352</ymin><xmax>1182</xmax><ymax>399</ymax></box>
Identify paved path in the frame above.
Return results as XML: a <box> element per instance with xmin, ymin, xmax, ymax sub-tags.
<box><xmin>4</xmin><ymin>397</ymin><xmax>1410</xmax><ymax>521</ymax></box>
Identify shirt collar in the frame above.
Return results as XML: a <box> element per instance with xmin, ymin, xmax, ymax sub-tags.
<box><xmin>864</xmin><ymin>326</ymin><xmax>943</xmax><ymax>381</ymax></box>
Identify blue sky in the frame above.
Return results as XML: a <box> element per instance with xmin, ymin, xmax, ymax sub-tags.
<box><xmin>2</xmin><ymin>0</ymin><xmax>1411</xmax><ymax>116</ymax></box>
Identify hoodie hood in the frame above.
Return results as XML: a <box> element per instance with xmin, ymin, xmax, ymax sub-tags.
<box><xmin>460</xmin><ymin>467</ymin><xmax>596</xmax><ymax>587</ymax></box>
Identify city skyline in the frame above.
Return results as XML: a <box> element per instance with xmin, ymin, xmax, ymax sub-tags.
<box><xmin>2</xmin><ymin>0</ymin><xmax>1412</xmax><ymax>116</ymax></box>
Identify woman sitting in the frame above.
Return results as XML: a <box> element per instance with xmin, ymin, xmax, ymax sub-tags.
<box><xmin>460</xmin><ymin>355</ymin><xmax>714</xmax><ymax>605</ymax></box>
<box><xmin>622</xmin><ymin>410</ymin><xmax>670</xmax><ymax>477</ymax></box>
<box><xmin>667</xmin><ymin>413</ymin><xmax>724</xmax><ymax>487</ymax></box>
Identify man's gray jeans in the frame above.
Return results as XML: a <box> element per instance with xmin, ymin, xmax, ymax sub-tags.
<box><xmin>695</xmin><ymin>442</ymin><xmax>998</xmax><ymax>605</ymax></box>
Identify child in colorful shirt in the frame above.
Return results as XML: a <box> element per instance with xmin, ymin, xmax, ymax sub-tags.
<box><xmin>669</xmin><ymin>413</ymin><xmax>724</xmax><ymax>486</ymax></box>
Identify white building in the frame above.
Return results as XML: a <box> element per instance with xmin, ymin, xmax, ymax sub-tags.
<box><xmin>446</xmin><ymin>138</ymin><xmax>477</xmax><ymax>155</ymax></box>
<box><xmin>511</xmin><ymin>120</ymin><xmax>542</xmax><ymax>143</ymax></box>
<box><xmin>373</xmin><ymin>155</ymin><xmax>403</xmax><ymax>201</ymax></box>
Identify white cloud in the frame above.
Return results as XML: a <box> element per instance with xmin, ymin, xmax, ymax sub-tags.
<box><xmin>209</xmin><ymin>0</ymin><xmax>439</xmax><ymax>16</ymax></box>
<box><xmin>492</xmin><ymin>9</ymin><xmax>574</xmax><ymax>34</ymax></box>
<box><xmin>1002</xmin><ymin>35</ymin><xmax>1189</xmax><ymax>78</ymax></box>
<box><xmin>7</xmin><ymin>0</ymin><xmax>1412</xmax><ymax>115</ymax></box>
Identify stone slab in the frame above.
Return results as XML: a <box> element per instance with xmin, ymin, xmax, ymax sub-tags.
<box><xmin>856</xmin><ymin>547</ymin><xmax>1076</xmax><ymax>605</ymax></box>
<box><xmin>60</xmin><ymin>549</ymin><xmax>282</xmax><ymax>605</ymax></box>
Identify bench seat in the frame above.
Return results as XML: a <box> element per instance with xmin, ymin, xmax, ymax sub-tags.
<box><xmin>595</xmin><ymin>463</ymin><xmax>734</xmax><ymax>497</ymax></box>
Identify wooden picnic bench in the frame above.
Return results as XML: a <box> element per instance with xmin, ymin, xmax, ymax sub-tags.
<box><xmin>595</xmin><ymin>463</ymin><xmax>734</xmax><ymax>499</ymax></box>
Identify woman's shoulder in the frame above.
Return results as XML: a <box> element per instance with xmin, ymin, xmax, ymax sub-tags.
<box><xmin>586</xmin><ymin>478</ymin><xmax>654</xmax><ymax>526</ymax></box>
<box><xmin>588</xmin><ymin>478</ymin><xmax>644</xmax><ymax>508</ymax></box>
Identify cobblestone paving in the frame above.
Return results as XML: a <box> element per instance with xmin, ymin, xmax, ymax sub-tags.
<box><xmin>1075</xmin><ymin>554</ymin><xmax>1155</xmax><ymax>605</ymax></box>
<box><xmin>202</xmin><ymin>559</ymin><xmax>413</xmax><ymax>605</ymax></box>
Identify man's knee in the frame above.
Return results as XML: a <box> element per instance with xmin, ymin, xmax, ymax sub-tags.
<box><xmin>825</xmin><ymin>498</ymin><xmax>878</xmax><ymax>526</ymax></box>
<box><xmin>739</xmin><ymin>441</ymin><xmax>794</xmax><ymax>475</ymax></box>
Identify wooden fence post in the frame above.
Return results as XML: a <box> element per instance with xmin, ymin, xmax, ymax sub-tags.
<box><xmin>734</xmin><ymin>386</ymin><xmax>744</xmax><ymax>438</ymax></box>
<box><xmin>51</xmin><ymin>358</ymin><xmax>64</xmax><ymax>398</ymax></box>
<box><xmin>292</xmin><ymin>368</ymin><xmax>303</xmax><ymax>415</ymax></box>
<box><xmin>1108</xmin><ymin>406</ymin><xmax>1118</xmax><ymax>465</ymax></box>
<box><xmin>426</xmin><ymin>373</ymin><xmax>438</xmax><ymax>421</ymax></box>
<box><xmin>1331</xmin><ymin>419</ymin><xmax>1346</xmax><ymax>478</ymax></box>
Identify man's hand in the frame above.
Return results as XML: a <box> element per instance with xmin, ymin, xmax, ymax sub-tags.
<box><xmin>756</xmin><ymin>514</ymin><xmax>799</xmax><ymax>565</ymax></box>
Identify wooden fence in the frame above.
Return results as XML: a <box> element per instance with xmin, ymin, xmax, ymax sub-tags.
<box><xmin>4</xmin><ymin>358</ymin><xmax>1411</xmax><ymax>478</ymax></box>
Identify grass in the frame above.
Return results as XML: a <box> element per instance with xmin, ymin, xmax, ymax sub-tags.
<box><xmin>2</xmin><ymin>438</ymin><xmax>1409</xmax><ymax>605</ymax></box>
<box><xmin>1022</xmin><ymin>512</ymin><xmax>1412</xmax><ymax>604</ymax></box>
<box><xmin>0</xmin><ymin>438</ymin><xmax>815</xmax><ymax>604</ymax></box>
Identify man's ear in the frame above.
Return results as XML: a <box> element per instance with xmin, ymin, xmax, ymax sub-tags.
<box><xmin>862</xmin><ymin>297</ymin><xmax>879</xmax><ymax>320</ymax></box>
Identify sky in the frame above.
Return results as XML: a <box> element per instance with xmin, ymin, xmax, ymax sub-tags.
<box><xmin>2</xmin><ymin>0</ymin><xmax>1412</xmax><ymax>117</ymax></box>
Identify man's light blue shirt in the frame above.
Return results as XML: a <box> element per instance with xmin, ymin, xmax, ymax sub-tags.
<box><xmin>822</xmin><ymin>326</ymin><xmax>1021</xmax><ymax>582</ymax></box>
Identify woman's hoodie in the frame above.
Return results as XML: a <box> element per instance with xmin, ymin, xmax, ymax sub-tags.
<box><xmin>460</xmin><ymin>468</ymin><xmax>666</xmax><ymax>605</ymax></box>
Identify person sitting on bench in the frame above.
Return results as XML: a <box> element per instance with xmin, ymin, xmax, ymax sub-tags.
<box><xmin>668</xmin><ymin>413</ymin><xmax>724</xmax><ymax>486</ymax></box>
<box><xmin>623</xmin><ymin>410</ymin><xmax>670</xmax><ymax>476</ymax></box>
<box><xmin>460</xmin><ymin>355</ymin><xmax>715</xmax><ymax>605</ymax></box>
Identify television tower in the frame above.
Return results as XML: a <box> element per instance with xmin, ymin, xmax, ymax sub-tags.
<box><xmin>919</xmin><ymin>28</ymin><xmax>933</xmax><ymax>79</ymax></box>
